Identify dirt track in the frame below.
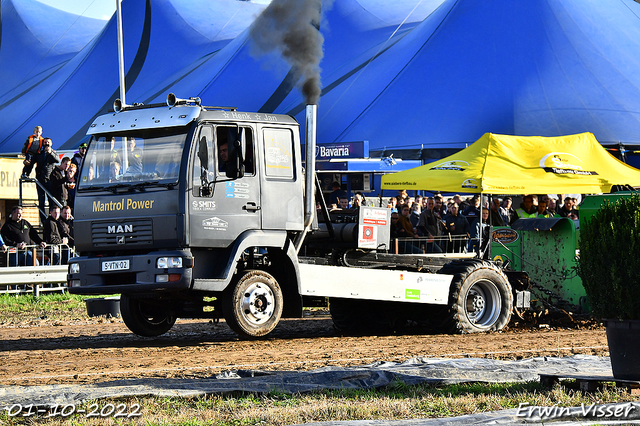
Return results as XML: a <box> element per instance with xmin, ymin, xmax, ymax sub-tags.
<box><xmin>0</xmin><ymin>313</ymin><xmax>608</xmax><ymax>387</ymax></box>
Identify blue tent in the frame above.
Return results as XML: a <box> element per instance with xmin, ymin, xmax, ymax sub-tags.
<box><xmin>0</xmin><ymin>0</ymin><xmax>105</xmax><ymax>98</ymax></box>
<box><xmin>308</xmin><ymin>0</ymin><xmax>640</xmax><ymax>155</ymax></box>
<box><xmin>2</xmin><ymin>0</ymin><xmax>640</xmax><ymax>161</ymax></box>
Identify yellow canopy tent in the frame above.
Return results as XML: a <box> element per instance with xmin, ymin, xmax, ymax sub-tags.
<box><xmin>381</xmin><ymin>132</ymin><xmax>640</xmax><ymax>194</ymax></box>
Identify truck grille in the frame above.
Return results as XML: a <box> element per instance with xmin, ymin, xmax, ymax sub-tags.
<box><xmin>92</xmin><ymin>219</ymin><xmax>153</xmax><ymax>247</ymax></box>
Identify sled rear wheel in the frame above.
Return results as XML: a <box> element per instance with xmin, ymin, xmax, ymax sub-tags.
<box><xmin>437</xmin><ymin>260</ymin><xmax>512</xmax><ymax>333</ymax></box>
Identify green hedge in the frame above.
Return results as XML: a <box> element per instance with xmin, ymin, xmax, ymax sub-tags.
<box><xmin>578</xmin><ymin>193</ymin><xmax>640</xmax><ymax>319</ymax></box>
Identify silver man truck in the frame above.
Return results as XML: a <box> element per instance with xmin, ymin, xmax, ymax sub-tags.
<box><xmin>68</xmin><ymin>95</ymin><xmax>517</xmax><ymax>338</ymax></box>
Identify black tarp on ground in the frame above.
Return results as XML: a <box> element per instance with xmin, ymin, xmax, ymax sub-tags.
<box><xmin>0</xmin><ymin>355</ymin><xmax>617</xmax><ymax>405</ymax></box>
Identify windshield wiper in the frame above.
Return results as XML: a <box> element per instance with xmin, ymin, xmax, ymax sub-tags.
<box><xmin>79</xmin><ymin>184</ymin><xmax>107</xmax><ymax>191</ymax></box>
<box><xmin>105</xmin><ymin>183</ymin><xmax>131</xmax><ymax>193</ymax></box>
<box><xmin>130</xmin><ymin>181</ymin><xmax>159</xmax><ymax>191</ymax></box>
<box><xmin>130</xmin><ymin>180</ymin><xmax>178</xmax><ymax>191</ymax></box>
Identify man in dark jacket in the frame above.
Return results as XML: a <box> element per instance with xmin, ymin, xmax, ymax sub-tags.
<box><xmin>58</xmin><ymin>206</ymin><xmax>75</xmax><ymax>263</ymax></box>
<box><xmin>442</xmin><ymin>203</ymin><xmax>470</xmax><ymax>253</ymax></box>
<box><xmin>50</xmin><ymin>157</ymin><xmax>71</xmax><ymax>206</ymax></box>
<box><xmin>489</xmin><ymin>197</ymin><xmax>506</xmax><ymax>226</ymax></box>
<box><xmin>558</xmin><ymin>197</ymin><xmax>579</xmax><ymax>219</ymax></box>
<box><xmin>35</xmin><ymin>138</ymin><xmax>59</xmax><ymax>221</ymax></box>
<box><xmin>462</xmin><ymin>195</ymin><xmax>481</xmax><ymax>228</ymax></box>
<box><xmin>0</xmin><ymin>206</ymin><xmax>46</xmax><ymax>266</ymax></box>
<box><xmin>59</xmin><ymin>206</ymin><xmax>74</xmax><ymax>247</ymax></box>
<box><xmin>71</xmin><ymin>143</ymin><xmax>87</xmax><ymax>171</ymax></box>
<box><xmin>43</xmin><ymin>205</ymin><xmax>64</xmax><ymax>265</ymax></box>
<box><xmin>43</xmin><ymin>206</ymin><xmax>63</xmax><ymax>245</ymax></box>
<box><xmin>417</xmin><ymin>197</ymin><xmax>442</xmax><ymax>237</ymax></box>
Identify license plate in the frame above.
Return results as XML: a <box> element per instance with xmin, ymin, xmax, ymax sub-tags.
<box><xmin>101</xmin><ymin>260</ymin><xmax>130</xmax><ymax>272</ymax></box>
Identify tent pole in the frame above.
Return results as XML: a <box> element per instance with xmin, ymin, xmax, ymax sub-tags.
<box><xmin>478</xmin><ymin>193</ymin><xmax>483</xmax><ymax>257</ymax></box>
<box><xmin>116</xmin><ymin>0</ymin><xmax>126</xmax><ymax>106</ymax></box>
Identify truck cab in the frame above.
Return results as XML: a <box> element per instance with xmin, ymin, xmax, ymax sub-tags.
<box><xmin>69</xmin><ymin>97</ymin><xmax>305</xmax><ymax>337</ymax></box>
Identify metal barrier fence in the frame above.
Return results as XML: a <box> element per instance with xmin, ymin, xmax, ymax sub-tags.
<box><xmin>0</xmin><ymin>244</ymin><xmax>76</xmax><ymax>296</ymax></box>
<box><xmin>392</xmin><ymin>234</ymin><xmax>477</xmax><ymax>255</ymax></box>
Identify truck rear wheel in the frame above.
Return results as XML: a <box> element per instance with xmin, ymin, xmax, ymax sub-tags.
<box><xmin>223</xmin><ymin>270</ymin><xmax>283</xmax><ymax>338</ymax></box>
<box><xmin>120</xmin><ymin>294</ymin><xmax>176</xmax><ymax>337</ymax></box>
<box><xmin>437</xmin><ymin>260</ymin><xmax>512</xmax><ymax>333</ymax></box>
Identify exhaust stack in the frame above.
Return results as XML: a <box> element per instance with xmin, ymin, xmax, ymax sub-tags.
<box><xmin>294</xmin><ymin>104</ymin><xmax>318</xmax><ymax>253</ymax></box>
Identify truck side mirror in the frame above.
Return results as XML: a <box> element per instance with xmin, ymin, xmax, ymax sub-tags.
<box><xmin>198</xmin><ymin>136</ymin><xmax>209</xmax><ymax>185</ymax></box>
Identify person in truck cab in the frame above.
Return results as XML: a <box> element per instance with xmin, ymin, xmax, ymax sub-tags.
<box><xmin>218</xmin><ymin>141</ymin><xmax>229</xmax><ymax>173</ymax></box>
<box><xmin>109</xmin><ymin>161</ymin><xmax>122</xmax><ymax>182</ymax></box>
<box><xmin>125</xmin><ymin>138</ymin><xmax>143</xmax><ymax>174</ymax></box>
<box><xmin>109</xmin><ymin>137</ymin><xmax>122</xmax><ymax>166</ymax></box>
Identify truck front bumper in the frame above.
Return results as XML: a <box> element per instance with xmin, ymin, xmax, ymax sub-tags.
<box><xmin>67</xmin><ymin>250</ymin><xmax>193</xmax><ymax>295</ymax></box>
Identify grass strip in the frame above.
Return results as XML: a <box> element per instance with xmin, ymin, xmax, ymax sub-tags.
<box><xmin>0</xmin><ymin>381</ymin><xmax>636</xmax><ymax>425</ymax></box>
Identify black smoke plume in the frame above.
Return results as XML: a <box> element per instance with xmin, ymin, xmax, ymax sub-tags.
<box><xmin>249</xmin><ymin>0</ymin><xmax>329</xmax><ymax>105</ymax></box>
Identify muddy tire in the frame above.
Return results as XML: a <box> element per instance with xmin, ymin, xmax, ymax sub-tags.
<box><xmin>223</xmin><ymin>270</ymin><xmax>283</xmax><ymax>338</ymax></box>
<box><xmin>120</xmin><ymin>294</ymin><xmax>176</xmax><ymax>337</ymax></box>
<box><xmin>437</xmin><ymin>260</ymin><xmax>512</xmax><ymax>333</ymax></box>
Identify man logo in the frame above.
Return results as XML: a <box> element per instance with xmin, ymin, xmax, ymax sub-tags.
<box><xmin>108</xmin><ymin>224</ymin><xmax>133</xmax><ymax>234</ymax></box>
<box><xmin>117</xmin><ymin>236</ymin><xmax>125</xmax><ymax>245</ymax></box>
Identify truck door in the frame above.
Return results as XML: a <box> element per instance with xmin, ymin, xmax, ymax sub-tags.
<box><xmin>189</xmin><ymin>124</ymin><xmax>260</xmax><ymax>248</ymax></box>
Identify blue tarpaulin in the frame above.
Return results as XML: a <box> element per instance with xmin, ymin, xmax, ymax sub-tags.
<box><xmin>2</xmin><ymin>0</ymin><xmax>640</xmax><ymax>157</ymax></box>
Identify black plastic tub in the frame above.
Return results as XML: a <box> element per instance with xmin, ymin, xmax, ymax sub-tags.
<box><xmin>85</xmin><ymin>297</ymin><xmax>121</xmax><ymax>318</ymax></box>
<box><xmin>604</xmin><ymin>319</ymin><xmax>640</xmax><ymax>381</ymax></box>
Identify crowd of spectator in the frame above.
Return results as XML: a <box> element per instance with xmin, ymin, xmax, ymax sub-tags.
<box><xmin>383</xmin><ymin>190</ymin><xmax>582</xmax><ymax>254</ymax></box>
<box><xmin>324</xmin><ymin>183</ymin><xmax>582</xmax><ymax>255</ymax></box>
<box><xmin>0</xmin><ymin>126</ymin><xmax>80</xmax><ymax>266</ymax></box>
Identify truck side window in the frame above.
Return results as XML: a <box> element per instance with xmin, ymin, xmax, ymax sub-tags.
<box><xmin>193</xmin><ymin>126</ymin><xmax>214</xmax><ymax>196</ymax></box>
<box><xmin>215</xmin><ymin>126</ymin><xmax>254</xmax><ymax>175</ymax></box>
<box><xmin>263</xmin><ymin>128</ymin><xmax>294</xmax><ymax>179</ymax></box>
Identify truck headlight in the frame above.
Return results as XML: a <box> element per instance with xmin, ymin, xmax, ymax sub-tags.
<box><xmin>157</xmin><ymin>257</ymin><xmax>183</xmax><ymax>268</ymax></box>
<box><xmin>69</xmin><ymin>263</ymin><xmax>80</xmax><ymax>274</ymax></box>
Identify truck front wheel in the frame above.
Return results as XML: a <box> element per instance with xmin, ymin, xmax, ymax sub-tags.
<box><xmin>120</xmin><ymin>294</ymin><xmax>176</xmax><ymax>337</ymax></box>
<box><xmin>223</xmin><ymin>270</ymin><xmax>283</xmax><ymax>338</ymax></box>
<box><xmin>437</xmin><ymin>260</ymin><xmax>512</xmax><ymax>333</ymax></box>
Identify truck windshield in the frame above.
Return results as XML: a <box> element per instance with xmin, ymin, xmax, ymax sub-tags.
<box><xmin>78</xmin><ymin>128</ymin><xmax>188</xmax><ymax>190</ymax></box>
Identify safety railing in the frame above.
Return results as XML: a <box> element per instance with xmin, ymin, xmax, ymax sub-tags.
<box><xmin>0</xmin><ymin>244</ymin><xmax>76</xmax><ymax>296</ymax></box>
<box><xmin>19</xmin><ymin>176</ymin><xmax>64</xmax><ymax>221</ymax></box>
<box><xmin>392</xmin><ymin>234</ymin><xmax>474</xmax><ymax>255</ymax></box>
<box><xmin>0</xmin><ymin>244</ymin><xmax>76</xmax><ymax>267</ymax></box>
